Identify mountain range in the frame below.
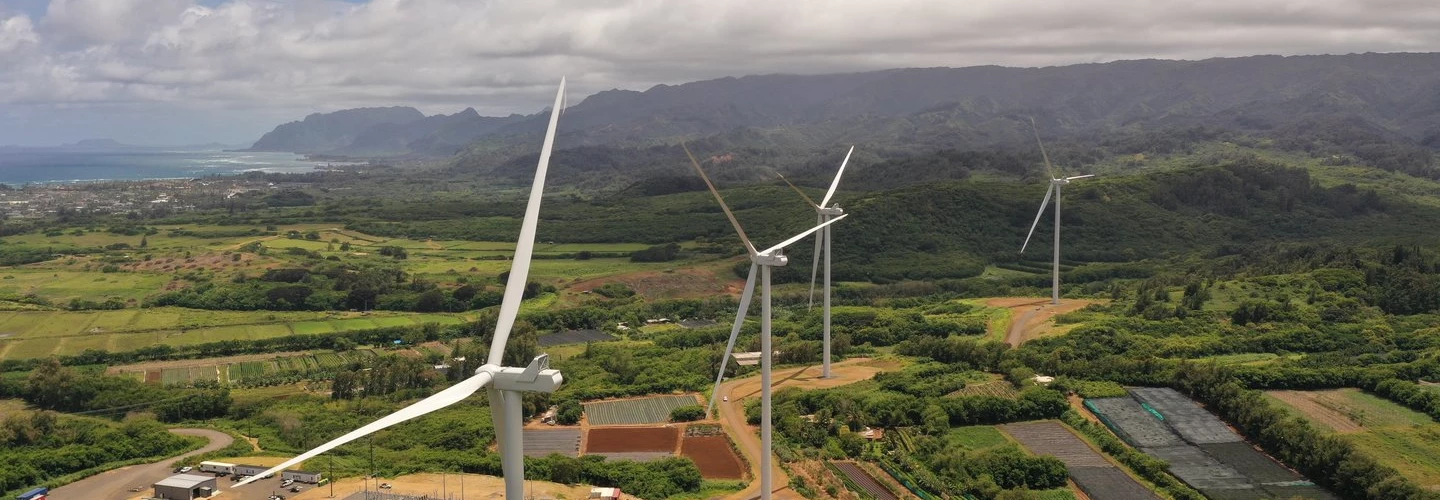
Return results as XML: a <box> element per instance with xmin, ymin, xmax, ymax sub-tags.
<box><xmin>244</xmin><ymin>52</ymin><xmax>1440</xmax><ymax>177</ymax></box>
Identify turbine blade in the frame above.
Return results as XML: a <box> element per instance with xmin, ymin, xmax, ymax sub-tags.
<box><xmin>774</xmin><ymin>170</ymin><xmax>818</xmax><ymax>207</ymax></box>
<box><xmin>819</xmin><ymin>145</ymin><xmax>854</xmax><ymax>208</ymax></box>
<box><xmin>488</xmin><ymin>78</ymin><xmax>565</xmax><ymax>364</ymax></box>
<box><xmin>1020</xmin><ymin>184</ymin><xmax>1055</xmax><ymax>254</ymax></box>
<box><xmin>807</xmin><ymin>215</ymin><xmax>822</xmax><ymax>310</ymax></box>
<box><xmin>1030</xmin><ymin>117</ymin><xmax>1059</xmax><ymax>180</ymax></box>
<box><xmin>1065</xmin><ymin>174</ymin><xmax>1094</xmax><ymax>181</ymax></box>
<box><xmin>234</xmin><ymin>371</ymin><xmax>494</xmax><ymax>488</ymax></box>
<box><xmin>707</xmin><ymin>263</ymin><xmax>757</xmax><ymax>417</ymax></box>
<box><xmin>684</xmin><ymin>143</ymin><xmax>757</xmax><ymax>255</ymax></box>
<box><xmin>760</xmin><ymin>214</ymin><xmax>848</xmax><ymax>256</ymax></box>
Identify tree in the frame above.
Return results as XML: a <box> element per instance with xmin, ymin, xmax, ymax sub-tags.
<box><xmin>556</xmin><ymin>399</ymin><xmax>583</xmax><ymax>425</ymax></box>
<box><xmin>415</xmin><ymin>289</ymin><xmax>447</xmax><ymax>312</ymax></box>
<box><xmin>670</xmin><ymin>405</ymin><xmax>705</xmax><ymax>422</ymax></box>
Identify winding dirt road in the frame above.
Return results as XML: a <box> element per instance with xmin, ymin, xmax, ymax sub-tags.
<box><xmin>988</xmin><ymin>298</ymin><xmax>1095</xmax><ymax>347</ymax></box>
<box><xmin>716</xmin><ymin>358</ymin><xmax>886</xmax><ymax>500</ymax></box>
<box><xmin>49</xmin><ymin>428</ymin><xmax>234</xmax><ymax>500</ymax></box>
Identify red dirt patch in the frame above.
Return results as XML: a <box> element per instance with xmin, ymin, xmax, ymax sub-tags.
<box><xmin>585</xmin><ymin>426</ymin><xmax>679</xmax><ymax>453</ymax></box>
<box><xmin>682</xmin><ymin>435</ymin><xmax>744</xmax><ymax>479</ymax></box>
<box><xmin>144</xmin><ymin>369</ymin><xmax>161</xmax><ymax>383</ymax></box>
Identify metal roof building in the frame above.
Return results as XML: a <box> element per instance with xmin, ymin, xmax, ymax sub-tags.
<box><xmin>153</xmin><ymin>474</ymin><xmax>217</xmax><ymax>500</ymax></box>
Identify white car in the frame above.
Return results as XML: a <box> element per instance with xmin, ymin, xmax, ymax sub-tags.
<box><xmin>178</xmin><ymin>466</ymin><xmax>193</xmax><ymax>473</ymax></box>
<box><xmin>722</xmin><ymin>396</ymin><xmax>728</xmax><ymax>402</ymax></box>
<box><xmin>280</xmin><ymin>479</ymin><xmax>294</xmax><ymax>487</ymax></box>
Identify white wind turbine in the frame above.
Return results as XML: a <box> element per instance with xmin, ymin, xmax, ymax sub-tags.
<box><xmin>774</xmin><ymin>146</ymin><xmax>853</xmax><ymax>379</ymax></box>
<box><xmin>1020</xmin><ymin>118</ymin><xmax>1093</xmax><ymax>305</ymax></box>
<box><xmin>234</xmin><ymin>79</ymin><xmax>570</xmax><ymax>499</ymax></box>
<box><xmin>689</xmin><ymin>144</ymin><xmax>846</xmax><ymax>500</ymax></box>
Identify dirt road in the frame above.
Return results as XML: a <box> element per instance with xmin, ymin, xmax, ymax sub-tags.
<box><xmin>987</xmin><ymin>298</ymin><xmax>1094</xmax><ymax>347</ymax></box>
<box><xmin>48</xmin><ymin>428</ymin><xmax>234</xmax><ymax>500</ymax></box>
<box><xmin>716</xmin><ymin>359</ymin><xmax>887</xmax><ymax>500</ymax></box>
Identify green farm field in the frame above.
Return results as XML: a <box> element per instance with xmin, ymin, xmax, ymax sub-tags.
<box><xmin>0</xmin><ymin>307</ymin><xmax>472</xmax><ymax>360</ymax></box>
<box><xmin>1267</xmin><ymin>388</ymin><xmax>1440</xmax><ymax>488</ymax></box>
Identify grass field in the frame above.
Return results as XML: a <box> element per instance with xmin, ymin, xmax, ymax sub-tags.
<box><xmin>1267</xmin><ymin>388</ymin><xmax>1440</xmax><ymax>489</ymax></box>
<box><xmin>947</xmin><ymin>425</ymin><xmax>1011</xmax><ymax>450</ymax></box>
<box><xmin>1346</xmin><ymin>427</ymin><xmax>1440</xmax><ymax>488</ymax></box>
<box><xmin>0</xmin><ymin>307</ymin><xmax>471</xmax><ymax>360</ymax></box>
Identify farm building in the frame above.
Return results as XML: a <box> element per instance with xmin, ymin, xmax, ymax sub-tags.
<box><xmin>232</xmin><ymin>464</ymin><xmax>269</xmax><ymax>477</ymax></box>
<box><xmin>281</xmin><ymin>470</ymin><xmax>325</xmax><ymax>484</ymax></box>
<box><xmin>152</xmin><ymin>474</ymin><xmax>217</xmax><ymax>500</ymax></box>
<box><xmin>589</xmin><ymin>487</ymin><xmax>622</xmax><ymax>499</ymax></box>
<box><xmin>730</xmin><ymin>351</ymin><xmax>780</xmax><ymax>367</ymax></box>
<box><xmin>198</xmin><ymin>461</ymin><xmax>235</xmax><ymax>474</ymax></box>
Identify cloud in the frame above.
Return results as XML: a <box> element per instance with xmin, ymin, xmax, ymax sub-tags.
<box><xmin>0</xmin><ymin>15</ymin><xmax>39</xmax><ymax>52</ymax></box>
<box><xmin>2</xmin><ymin>0</ymin><xmax>1440</xmax><ymax>144</ymax></box>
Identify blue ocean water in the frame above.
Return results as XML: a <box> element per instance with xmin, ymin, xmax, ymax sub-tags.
<box><xmin>0</xmin><ymin>150</ymin><xmax>327</xmax><ymax>185</ymax></box>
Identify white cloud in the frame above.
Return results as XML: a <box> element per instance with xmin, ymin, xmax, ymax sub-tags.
<box><xmin>2</xmin><ymin>0</ymin><xmax>1440</xmax><ymax>144</ymax></box>
<box><xmin>0</xmin><ymin>15</ymin><xmax>39</xmax><ymax>52</ymax></box>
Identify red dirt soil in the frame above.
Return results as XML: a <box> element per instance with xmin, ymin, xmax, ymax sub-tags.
<box><xmin>585</xmin><ymin>426</ymin><xmax>679</xmax><ymax>453</ymax></box>
<box><xmin>681</xmin><ymin>436</ymin><xmax>744</xmax><ymax>479</ymax></box>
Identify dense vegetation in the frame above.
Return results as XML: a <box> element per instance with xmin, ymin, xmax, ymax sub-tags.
<box><xmin>0</xmin><ymin>411</ymin><xmax>198</xmax><ymax>493</ymax></box>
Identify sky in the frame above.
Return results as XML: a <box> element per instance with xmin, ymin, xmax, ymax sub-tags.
<box><xmin>2</xmin><ymin>0</ymin><xmax>1439</xmax><ymax>146</ymax></box>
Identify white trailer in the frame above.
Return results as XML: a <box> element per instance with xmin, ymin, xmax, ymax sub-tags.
<box><xmin>198</xmin><ymin>461</ymin><xmax>236</xmax><ymax>474</ymax></box>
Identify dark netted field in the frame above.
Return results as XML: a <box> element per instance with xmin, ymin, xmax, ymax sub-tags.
<box><xmin>1129</xmin><ymin>387</ymin><xmax>1244</xmax><ymax>444</ymax></box>
<box><xmin>537</xmin><ymin>329</ymin><xmax>615</xmax><ymax>347</ymax></box>
<box><xmin>1085</xmin><ymin>387</ymin><xmax>1335</xmax><ymax>499</ymax></box>
<box><xmin>523</xmin><ymin>428</ymin><xmax>581</xmax><ymax>457</ymax></box>
<box><xmin>1087</xmin><ymin>397</ymin><xmax>1185</xmax><ymax>448</ymax></box>
<box><xmin>1002</xmin><ymin>421</ymin><xmax>1162</xmax><ymax>500</ymax></box>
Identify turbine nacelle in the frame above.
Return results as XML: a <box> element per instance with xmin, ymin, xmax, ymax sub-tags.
<box><xmin>483</xmin><ymin>355</ymin><xmax>564</xmax><ymax>393</ymax></box>
<box><xmin>817</xmin><ymin>206</ymin><xmax>844</xmax><ymax>216</ymax></box>
<box><xmin>752</xmin><ymin>252</ymin><xmax>788</xmax><ymax>267</ymax></box>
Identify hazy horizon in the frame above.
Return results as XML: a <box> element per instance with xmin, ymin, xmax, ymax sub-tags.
<box><xmin>3</xmin><ymin>0</ymin><xmax>1440</xmax><ymax>146</ymax></box>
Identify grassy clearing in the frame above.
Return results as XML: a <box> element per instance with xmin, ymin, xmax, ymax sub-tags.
<box><xmin>0</xmin><ymin>308</ymin><xmax>472</xmax><ymax>360</ymax></box>
<box><xmin>1347</xmin><ymin>427</ymin><xmax>1440</xmax><ymax>489</ymax></box>
<box><xmin>1267</xmin><ymin>387</ymin><xmax>1440</xmax><ymax>488</ymax></box>
<box><xmin>0</xmin><ymin>270</ymin><xmax>171</xmax><ymax>303</ymax></box>
<box><xmin>948</xmin><ymin>425</ymin><xmax>1011</xmax><ymax>450</ymax></box>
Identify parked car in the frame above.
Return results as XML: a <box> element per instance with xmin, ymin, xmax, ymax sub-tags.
<box><xmin>178</xmin><ymin>466</ymin><xmax>193</xmax><ymax>473</ymax></box>
<box><xmin>379</xmin><ymin>483</ymin><xmax>392</xmax><ymax>489</ymax></box>
<box><xmin>290</xmin><ymin>486</ymin><xmax>303</xmax><ymax>493</ymax></box>
<box><xmin>280</xmin><ymin>479</ymin><xmax>294</xmax><ymax>487</ymax></box>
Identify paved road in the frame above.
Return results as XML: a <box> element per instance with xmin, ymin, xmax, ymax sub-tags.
<box><xmin>49</xmin><ymin>428</ymin><xmax>234</xmax><ymax>500</ymax></box>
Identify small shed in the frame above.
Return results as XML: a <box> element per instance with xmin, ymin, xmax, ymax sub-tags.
<box><xmin>589</xmin><ymin>487</ymin><xmax>622</xmax><ymax>500</ymax></box>
<box><xmin>153</xmin><ymin>474</ymin><xmax>217</xmax><ymax>500</ymax></box>
<box><xmin>281</xmin><ymin>470</ymin><xmax>325</xmax><ymax>484</ymax></box>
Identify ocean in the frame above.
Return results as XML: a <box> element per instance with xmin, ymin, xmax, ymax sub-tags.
<box><xmin>0</xmin><ymin>150</ymin><xmax>333</xmax><ymax>185</ymax></box>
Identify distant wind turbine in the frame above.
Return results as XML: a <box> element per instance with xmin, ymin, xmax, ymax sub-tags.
<box><xmin>233</xmin><ymin>79</ymin><xmax>571</xmax><ymax>500</ymax></box>
<box><xmin>1020</xmin><ymin>118</ymin><xmax>1092</xmax><ymax>305</ymax></box>
<box><xmin>691</xmin><ymin>144</ymin><xmax>846</xmax><ymax>500</ymax></box>
<box><xmin>775</xmin><ymin>146</ymin><xmax>853</xmax><ymax>379</ymax></box>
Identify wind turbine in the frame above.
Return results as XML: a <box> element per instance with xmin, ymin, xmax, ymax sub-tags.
<box><xmin>233</xmin><ymin>79</ymin><xmax>570</xmax><ymax>499</ymax></box>
<box><xmin>774</xmin><ymin>146</ymin><xmax>853</xmax><ymax>379</ymax></box>
<box><xmin>1020</xmin><ymin>118</ymin><xmax>1092</xmax><ymax>305</ymax></box>
<box><xmin>690</xmin><ymin>144</ymin><xmax>846</xmax><ymax>500</ymax></box>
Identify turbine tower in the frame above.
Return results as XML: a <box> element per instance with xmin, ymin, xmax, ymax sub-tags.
<box><xmin>1020</xmin><ymin>118</ymin><xmax>1092</xmax><ymax>305</ymax></box>
<box><xmin>234</xmin><ymin>79</ymin><xmax>570</xmax><ymax>499</ymax></box>
<box><xmin>689</xmin><ymin>144</ymin><xmax>846</xmax><ymax>500</ymax></box>
<box><xmin>775</xmin><ymin>146</ymin><xmax>853</xmax><ymax>379</ymax></box>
